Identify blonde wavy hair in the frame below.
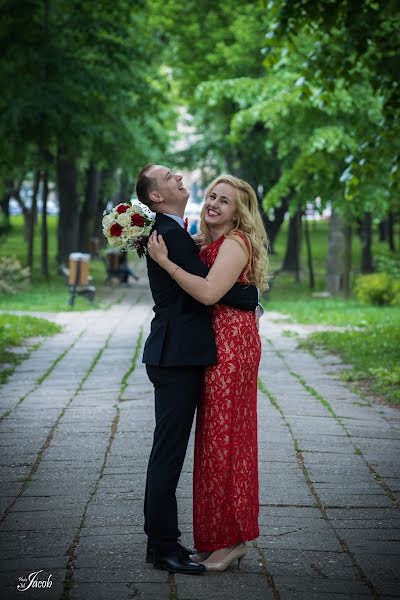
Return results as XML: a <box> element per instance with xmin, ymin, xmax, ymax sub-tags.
<box><xmin>200</xmin><ymin>174</ymin><xmax>270</xmax><ymax>292</ymax></box>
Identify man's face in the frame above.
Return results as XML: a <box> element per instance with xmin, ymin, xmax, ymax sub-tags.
<box><xmin>148</xmin><ymin>165</ymin><xmax>189</xmax><ymax>207</ymax></box>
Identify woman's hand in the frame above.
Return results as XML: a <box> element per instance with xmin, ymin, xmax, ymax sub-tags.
<box><xmin>147</xmin><ymin>230</ymin><xmax>169</xmax><ymax>267</ymax></box>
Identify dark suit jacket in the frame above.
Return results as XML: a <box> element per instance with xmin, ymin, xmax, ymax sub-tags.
<box><xmin>142</xmin><ymin>213</ymin><xmax>258</xmax><ymax>367</ymax></box>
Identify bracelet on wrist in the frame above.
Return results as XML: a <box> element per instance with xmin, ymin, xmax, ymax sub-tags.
<box><xmin>170</xmin><ymin>265</ymin><xmax>181</xmax><ymax>279</ymax></box>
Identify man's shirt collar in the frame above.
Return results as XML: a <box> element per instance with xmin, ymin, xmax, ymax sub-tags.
<box><xmin>162</xmin><ymin>213</ymin><xmax>185</xmax><ymax>228</ymax></box>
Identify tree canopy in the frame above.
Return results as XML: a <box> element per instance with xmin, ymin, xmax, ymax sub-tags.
<box><xmin>1</xmin><ymin>0</ymin><xmax>398</xmax><ymax>280</ymax></box>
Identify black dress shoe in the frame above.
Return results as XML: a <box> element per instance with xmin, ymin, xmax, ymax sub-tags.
<box><xmin>153</xmin><ymin>550</ymin><xmax>205</xmax><ymax>574</ymax></box>
<box><xmin>146</xmin><ymin>541</ymin><xmax>195</xmax><ymax>564</ymax></box>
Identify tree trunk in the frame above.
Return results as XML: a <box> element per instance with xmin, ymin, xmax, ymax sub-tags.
<box><xmin>326</xmin><ymin>209</ymin><xmax>344</xmax><ymax>295</ymax></box>
<box><xmin>388</xmin><ymin>211</ymin><xmax>396</xmax><ymax>252</ymax></box>
<box><xmin>95</xmin><ymin>168</ymin><xmax>113</xmax><ymax>249</ymax></box>
<box><xmin>32</xmin><ymin>178</ymin><xmax>39</xmax><ymax>226</ymax></box>
<box><xmin>304</xmin><ymin>217</ymin><xmax>315</xmax><ymax>289</ymax></box>
<box><xmin>282</xmin><ymin>209</ymin><xmax>302</xmax><ymax>282</ymax></box>
<box><xmin>378</xmin><ymin>220</ymin><xmax>386</xmax><ymax>242</ymax></box>
<box><xmin>262</xmin><ymin>193</ymin><xmax>291</xmax><ymax>253</ymax></box>
<box><xmin>12</xmin><ymin>182</ymin><xmax>31</xmax><ymax>242</ymax></box>
<box><xmin>0</xmin><ymin>195</ymin><xmax>10</xmax><ymax>229</ymax></box>
<box><xmin>360</xmin><ymin>211</ymin><xmax>374</xmax><ymax>273</ymax></box>
<box><xmin>41</xmin><ymin>170</ymin><xmax>49</xmax><ymax>278</ymax></box>
<box><xmin>27</xmin><ymin>171</ymin><xmax>41</xmax><ymax>279</ymax></box>
<box><xmin>0</xmin><ymin>179</ymin><xmax>13</xmax><ymax>230</ymax></box>
<box><xmin>79</xmin><ymin>163</ymin><xmax>101</xmax><ymax>252</ymax></box>
<box><xmin>57</xmin><ymin>146</ymin><xmax>80</xmax><ymax>265</ymax></box>
<box><xmin>118</xmin><ymin>170</ymin><xmax>131</xmax><ymax>204</ymax></box>
<box><xmin>343</xmin><ymin>224</ymin><xmax>352</xmax><ymax>299</ymax></box>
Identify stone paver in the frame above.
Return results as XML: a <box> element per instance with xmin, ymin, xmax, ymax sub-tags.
<box><xmin>0</xmin><ymin>283</ymin><xmax>399</xmax><ymax>600</ymax></box>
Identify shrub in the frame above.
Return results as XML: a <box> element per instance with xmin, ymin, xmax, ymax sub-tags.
<box><xmin>375</xmin><ymin>255</ymin><xmax>400</xmax><ymax>279</ymax></box>
<box><xmin>354</xmin><ymin>272</ymin><xmax>400</xmax><ymax>306</ymax></box>
<box><xmin>0</xmin><ymin>256</ymin><xmax>30</xmax><ymax>295</ymax></box>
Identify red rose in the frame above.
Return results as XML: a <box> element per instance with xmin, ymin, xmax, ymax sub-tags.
<box><xmin>116</xmin><ymin>204</ymin><xmax>130</xmax><ymax>214</ymax></box>
<box><xmin>131</xmin><ymin>213</ymin><xmax>145</xmax><ymax>227</ymax></box>
<box><xmin>110</xmin><ymin>223</ymin><xmax>123</xmax><ymax>237</ymax></box>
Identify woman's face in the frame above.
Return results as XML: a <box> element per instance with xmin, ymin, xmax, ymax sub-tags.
<box><xmin>204</xmin><ymin>182</ymin><xmax>237</xmax><ymax>228</ymax></box>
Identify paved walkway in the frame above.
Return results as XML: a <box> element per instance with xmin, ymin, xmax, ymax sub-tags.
<box><xmin>0</xmin><ymin>283</ymin><xmax>399</xmax><ymax>600</ymax></box>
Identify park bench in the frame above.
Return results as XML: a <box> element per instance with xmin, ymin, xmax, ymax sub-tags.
<box><xmin>58</xmin><ymin>252</ymin><xmax>96</xmax><ymax>306</ymax></box>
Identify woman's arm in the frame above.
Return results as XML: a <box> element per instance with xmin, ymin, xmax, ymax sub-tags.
<box><xmin>147</xmin><ymin>231</ymin><xmax>249</xmax><ymax>305</ymax></box>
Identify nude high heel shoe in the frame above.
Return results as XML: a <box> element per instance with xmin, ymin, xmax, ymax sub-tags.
<box><xmin>201</xmin><ymin>543</ymin><xmax>247</xmax><ymax>572</ymax></box>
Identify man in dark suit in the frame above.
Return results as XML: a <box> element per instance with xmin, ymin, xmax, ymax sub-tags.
<box><xmin>135</xmin><ymin>164</ymin><xmax>258</xmax><ymax>575</ymax></box>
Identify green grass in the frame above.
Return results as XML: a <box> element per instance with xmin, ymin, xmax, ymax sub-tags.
<box><xmin>0</xmin><ymin>215</ymin><xmax>110</xmax><ymax>311</ymax></box>
<box><xmin>299</xmin><ymin>325</ymin><xmax>400</xmax><ymax>404</ymax></box>
<box><xmin>0</xmin><ymin>278</ymin><xmax>103</xmax><ymax>312</ymax></box>
<box><xmin>0</xmin><ymin>313</ymin><xmax>61</xmax><ymax>384</ymax></box>
<box><xmin>263</xmin><ymin>219</ymin><xmax>400</xmax><ymax>404</ymax></box>
<box><xmin>0</xmin><ymin>215</ymin><xmax>59</xmax><ymax>267</ymax></box>
<box><xmin>266</xmin><ymin>283</ymin><xmax>399</xmax><ymax>327</ymax></box>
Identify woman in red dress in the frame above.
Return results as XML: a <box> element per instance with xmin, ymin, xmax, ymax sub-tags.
<box><xmin>147</xmin><ymin>175</ymin><xmax>269</xmax><ymax>572</ymax></box>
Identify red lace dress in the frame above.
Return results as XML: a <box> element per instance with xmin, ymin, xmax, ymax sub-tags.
<box><xmin>193</xmin><ymin>233</ymin><xmax>261</xmax><ymax>552</ymax></box>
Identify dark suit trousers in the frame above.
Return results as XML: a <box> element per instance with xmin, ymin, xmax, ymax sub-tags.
<box><xmin>144</xmin><ymin>364</ymin><xmax>204</xmax><ymax>554</ymax></box>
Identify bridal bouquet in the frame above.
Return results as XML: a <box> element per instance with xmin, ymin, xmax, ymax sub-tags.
<box><xmin>102</xmin><ymin>201</ymin><xmax>154</xmax><ymax>257</ymax></box>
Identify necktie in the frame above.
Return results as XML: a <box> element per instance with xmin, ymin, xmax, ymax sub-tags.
<box><xmin>184</xmin><ymin>217</ymin><xmax>188</xmax><ymax>231</ymax></box>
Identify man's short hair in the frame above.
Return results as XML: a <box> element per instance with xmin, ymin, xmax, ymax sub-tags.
<box><xmin>136</xmin><ymin>164</ymin><xmax>156</xmax><ymax>208</ymax></box>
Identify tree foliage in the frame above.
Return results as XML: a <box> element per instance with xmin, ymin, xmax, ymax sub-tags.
<box><xmin>0</xmin><ymin>0</ymin><xmax>176</xmax><ymax>265</ymax></box>
<box><xmin>0</xmin><ymin>0</ymin><xmax>173</xmax><ymax>171</ymax></box>
<box><xmin>261</xmin><ymin>0</ymin><xmax>400</xmax><ymax>215</ymax></box>
<box><xmin>1</xmin><ymin>0</ymin><xmax>398</xmax><ymax>279</ymax></box>
<box><xmin>150</xmin><ymin>0</ymin><xmax>399</xmax><ymax>219</ymax></box>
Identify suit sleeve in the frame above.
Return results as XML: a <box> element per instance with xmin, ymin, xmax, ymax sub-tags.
<box><xmin>163</xmin><ymin>228</ymin><xmax>258</xmax><ymax>311</ymax></box>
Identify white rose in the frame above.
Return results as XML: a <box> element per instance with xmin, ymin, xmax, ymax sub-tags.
<box><xmin>102</xmin><ymin>214</ymin><xmax>114</xmax><ymax>228</ymax></box>
<box><xmin>108</xmin><ymin>236</ymin><xmax>123</xmax><ymax>247</ymax></box>
<box><xmin>116</xmin><ymin>213</ymin><xmax>132</xmax><ymax>227</ymax></box>
<box><xmin>127</xmin><ymin>225</ymin><xmax>142</xmax><ymax>238</ymax></box>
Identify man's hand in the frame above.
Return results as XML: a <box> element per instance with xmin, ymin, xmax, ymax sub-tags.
<box><xmin>147</xmin><ymin>231</ymin><xmax>169</xmax><ymax>268</ymax></box>
<box><xmin>255</xmin><ymin>305</ymin><xmax>263</xmax><ymax>331</ymax></box>
<box><xmin>191</xmin><ymin>232</ymin><xmax>205</xmax><ymax>245</ymax></box>
<box><xmin>191</xmin><ymin>232</ymin><xmax>208</xmax><ymax>253</ymax></box>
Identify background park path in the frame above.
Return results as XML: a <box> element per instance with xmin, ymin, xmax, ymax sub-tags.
<box><xmin>0</xmin><ymin>281</ymin><xmax>399</xmax><ymax>600</ymax></box>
